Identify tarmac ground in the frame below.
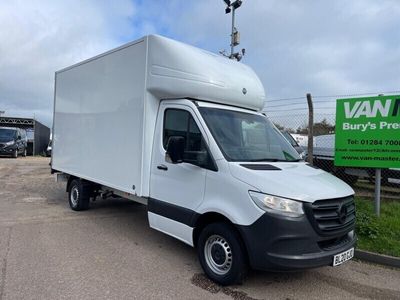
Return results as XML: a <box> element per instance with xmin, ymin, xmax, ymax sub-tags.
<box><xmin>0</xmin><ymin>157</ymin><xmax>399</xmax><ymax>299</ymax></box>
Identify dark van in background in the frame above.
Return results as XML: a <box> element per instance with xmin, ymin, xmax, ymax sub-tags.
<box><xmin>0</xmin><ymin>127</ymin><xmax>27</xmax><ymax>158</ymax></box>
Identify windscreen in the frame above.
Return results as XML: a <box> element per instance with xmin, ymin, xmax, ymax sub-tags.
<box><xmin>0</xmin><ymin>129</ymin><xmax>16</xmax><ymax>141</ymax></box>
<box><xmin>282</xmin><ymin>131</ymin><xmax>298</xmax><ymax>147</ymax></box>
<box><xmin>199</xmin><ymin>108</ymin><xmax>300</xmax><ymax>162</ymax></box>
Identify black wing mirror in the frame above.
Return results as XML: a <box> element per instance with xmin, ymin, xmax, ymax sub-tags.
<box><xmin>166</xmin><ymin>136</ymin><xmax>185</xmax><ymax>163</ymax></box>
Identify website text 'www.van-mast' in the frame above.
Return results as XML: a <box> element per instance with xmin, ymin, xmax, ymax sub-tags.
<box><xmin>341</xmin><ymin>156</ymin><xmax>400</xmax><ymax>162</ymax></box>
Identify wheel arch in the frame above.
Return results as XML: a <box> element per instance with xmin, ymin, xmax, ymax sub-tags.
<box><xmin>66</xmin><ymin>175</ymin><xmax>78</xmax><ymax>192</ymax></box>
<box><xmin>192</xmin><ymin>212</ymin><xmax>249</xmax><ymax>260</ymax></box>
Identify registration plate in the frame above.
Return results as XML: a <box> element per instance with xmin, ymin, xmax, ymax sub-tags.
<box><xmin>333</xmin><ymin>248</ymin><xmax>354</xmax><ymax>266</ymax></box>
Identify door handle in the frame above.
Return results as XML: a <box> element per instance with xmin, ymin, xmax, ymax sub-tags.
<box><xmin>157</xmin><ymin>164</ymin><xmax>168</xmax><ymax>171</ymax></box>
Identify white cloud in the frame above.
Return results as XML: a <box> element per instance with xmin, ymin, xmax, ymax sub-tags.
<box><xmin>156</xmin><ymin>1</ymin><xmax>400</xmax><ymax>101</ymax></box>
<box><xmin>0</xmin><ymin>0</ymin><xmax>136</xmax><ymax>126</ymax></box>
<box><xmin>1</xmin><ymin>0</ymin><xmax>399</xmax><ymax>127</ymax></box>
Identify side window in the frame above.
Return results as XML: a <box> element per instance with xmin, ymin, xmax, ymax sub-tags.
<box><xmin>163</xmin><ymin>109</ymin><xmax>190</xmax><ymax>149</ymax></box>
<box><xmin>163</xmin><ymin>108</ymin><xmax>218</xmax><ymax>170</ymax></box>
<box><xmin>188</xmin><ymin>117</ymin><xmax>204</xmax><ymax>151</ymax></box>
<box><xmin>163</xmin><ymin>108</ymin><xmax>207</xmax><ymax>153</ymax></box>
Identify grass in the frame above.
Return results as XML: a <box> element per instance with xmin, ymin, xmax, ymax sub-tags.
<box><xmin>355</xmin><ymin>197</ymin><xmax>400</xmax><ymax>257</ymax></box>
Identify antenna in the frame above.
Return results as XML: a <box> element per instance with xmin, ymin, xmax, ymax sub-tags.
<box><xmin>221</xmin><ymin>0</ymin><xmax>245</xmax><ymax>61</ymax></box>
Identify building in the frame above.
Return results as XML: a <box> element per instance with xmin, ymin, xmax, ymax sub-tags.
<box><xmin>0</xmin><ymin>116</ymin><xmax>50</xmax><ymax>155</ymax></box>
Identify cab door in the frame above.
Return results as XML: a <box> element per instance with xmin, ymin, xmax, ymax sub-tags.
<box><xmin>149</xmin><ymin>102</ymin><xmax>211</xmax><ymax>246</ymax></box>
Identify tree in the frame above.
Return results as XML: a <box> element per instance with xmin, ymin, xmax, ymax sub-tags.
<box><xmin>273</xmin><ymin>122</ymin><xmax>285</xmax><ymax>131</ymax></box>
<box><xmin>295</xmin><ymin>119</ymin><xmax>334</xmax><ymax>136</ymax></box>
<box><xmin>296</xmin><ymin>122</ymin><xmax>308</xmax><ymax>134</ymax></box>
<box><xmin>313</xmin><ymin>118</ymin><xmax>335</xmax><ymax>136</ymax></box>
<box><xmin>274</xmin><ymin>122</ymin><xmax>296</xmax><ymax>133</ymax></box>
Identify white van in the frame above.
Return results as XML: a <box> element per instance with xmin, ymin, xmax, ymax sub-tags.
<box><xmin>52</xmin><ymin>35</ymin><xmax>356</xmax><ymax>285</ymax></box>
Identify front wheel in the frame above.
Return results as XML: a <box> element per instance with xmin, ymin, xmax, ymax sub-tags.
<box><xmin>12</xmin><ymin>149</ymin><xmax>18</xmax><ymax>158</ymax></box>
<box><xmin>197</xmin><ymin>222</ymin><xmax>247</xmax><ymax>285</ymax></box>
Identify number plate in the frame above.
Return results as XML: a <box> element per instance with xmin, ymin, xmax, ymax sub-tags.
<box><xmin>333</xmin><ymin>248</ymin><xmax>354</xmax><ymax>266</ymax></box>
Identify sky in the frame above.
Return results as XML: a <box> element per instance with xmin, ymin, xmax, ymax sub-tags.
<box><xmin>0</xmin><ymin>0</ymin><xmax>399</xmax><ymax>128</ymax></box>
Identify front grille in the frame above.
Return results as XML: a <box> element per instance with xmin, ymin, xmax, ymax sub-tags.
<box><xmin>305</xmin><ymin>196</ymin><xmax>356</xmax><ymax>236</ymax></box>
<box><xmin>318</xmin><ymin>234</ymin><xmax>351</xmax><ymax>251</ymax></box>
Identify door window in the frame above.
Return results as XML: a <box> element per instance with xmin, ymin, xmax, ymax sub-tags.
<box><xmin>163</xmin><ymin>108</ymin><xmax>217</xmax><ymax>170</ymax></box>
<box><xmin>163</xmin><ymin>109</ymin><xmax>205</xmax><ymax>152</ymax></box>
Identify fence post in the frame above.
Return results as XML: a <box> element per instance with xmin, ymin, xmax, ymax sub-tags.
<box><xmin>374</xmin><ymin>168</ymin><xmax>381</xmax><ymax>216</ymax></box>
<box><xmin>307</xmin><ymin>93</ymin><xmax>314</xmax><ymax>165</ymax></box>
<box><xmin>374</xmin><ymin>93</ymin><xmax>384</xmax><ymax>217</ymax></box>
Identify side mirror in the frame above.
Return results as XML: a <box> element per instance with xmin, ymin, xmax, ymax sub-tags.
<box><xmin>166</xmin><ymin>136</ymin><xmax>185</xmax><ymax>163</ymax></box>
<box><xmin>17</xmin><ymin>135</ymin><xmax>21</xmax><ymax>140</ymax></box>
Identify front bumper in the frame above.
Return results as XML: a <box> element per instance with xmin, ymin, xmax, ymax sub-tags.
<box><xmin>0</xmin><ymin>145</ymin><xmax>17</xmax><ymax>155</ymax></box>
<box><xmin>236</xmin><ymin>212</ymin><xmax>357</xmax><ymax>271</ymax></box>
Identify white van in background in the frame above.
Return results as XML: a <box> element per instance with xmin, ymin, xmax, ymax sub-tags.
<box><xmin>52</xmin><ymin>35</ymin><xmax>356</xmax><ymax>285</ymax></box>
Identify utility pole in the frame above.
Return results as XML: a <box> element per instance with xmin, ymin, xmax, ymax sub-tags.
<box><xmin>306</xmin><ymin>93</ymin><xmax>314</xmax><ymax>165</ymax></box>
<box><xmin>230</xmin><ymin>5</ymin><xmax>235</xmax><ymax>57</ymax></box>
<box><xmin>222</xmin><ymin>0</ymin><xmax>245</xmax><ymax>61</ymax></box>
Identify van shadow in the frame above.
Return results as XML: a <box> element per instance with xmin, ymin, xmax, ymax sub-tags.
<box><xmin>80</xmin><ymin>196</ymin><xmax>198</xmax><ymax>259</ymax></box>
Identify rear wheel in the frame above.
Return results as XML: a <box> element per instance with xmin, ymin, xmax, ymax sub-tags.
<box><xmin>197</xmin><ymin>222</ymin><xmax>247</xmax><ymax>285</ymax></box>
<box><xmin>22</xmin><ymin>148</ymin><xmax>27</xmax><ymax>157</ymax></box>
<box><xmin>68</xmin><ymin>179</ymin><xmax>91</xmax><ymax>211</ymax></box>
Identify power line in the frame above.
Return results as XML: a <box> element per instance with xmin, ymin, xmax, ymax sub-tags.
<box><xmin>267</xmin><ymin>113</ymin><xmax>335</xmax><ymax>119</ymax></box>
<box><xmin>267</xmin><ymin>103</ymin><xmax>307</xmax><ymax>108</ymax></box>
<box><xmin>313</xmin><ymin>90</ymin><xmax>400</xmax><ymax>99</ymax></box>
<box><xmin>265</xmin><ymin>96</ymin><xmax>305</xmax><ymax>102</ymax></box>
<box><xmin>265</xmin><ymin>90</ymin><xmax>400</xmax><ymax>103</ymax></box>
<box><xmin>266</xmin><ymin>114</ymin><xmax>309</xmax><ymax>118</ymax></box>
<box><xmin>264</xmin><ymin>100</ymin><xmax>344</xmax><ymax>107</ymax></box>
<box><xmin>267</xmin><ymin>101</ymin><xmax>336</xmax><ymax>109</ymax></box>
<box><xmin>267</xmin><ymin>101</ymin><xmax>339</xmax><ymax>108</ymax></box>
<box><xmin>266</xmin><ymin>107</ymin><xmax>336</xmax><ymax>113</ymax></box>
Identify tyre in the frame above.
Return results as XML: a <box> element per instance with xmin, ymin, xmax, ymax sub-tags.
<box><xmin>68</xmin><ymin>179</ymin><xmax>91</xmax><ymax>211</ymax></box>
<box><xmin>197</xmin><ymin>222</ymin><xmax>247</xmax><ymax>285</ymax></box>
<box><xmin>23</xmin><ymin>148</ymin><xmax>27</xmax><ymax>157</ymax></box>
<box><xmin>12</xmin><ymin>149</ymin><xmax>18</xmax><ymax>158</ymax></box>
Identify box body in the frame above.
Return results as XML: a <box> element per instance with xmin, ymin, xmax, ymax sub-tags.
<box><xmin>52</xmin><ymin>35</ymin><xmax>266</xmax><ymax>196</ymax></box>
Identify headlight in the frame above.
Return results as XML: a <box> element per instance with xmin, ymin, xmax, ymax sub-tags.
<box><xmin>249</xmin><ymin>191</ymin><xmax>304</xmax><ymax>217</ymax></box>
<box><xmin>5</xmin><ymin>140</ymin><xmax>15</xmax><ymax>146</ymax></box>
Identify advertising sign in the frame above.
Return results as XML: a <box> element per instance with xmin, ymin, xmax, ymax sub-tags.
<box><xmin>335</xmin><ymin>95</ymin><xmax>400</xmax><ymax>168</ymax></box>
